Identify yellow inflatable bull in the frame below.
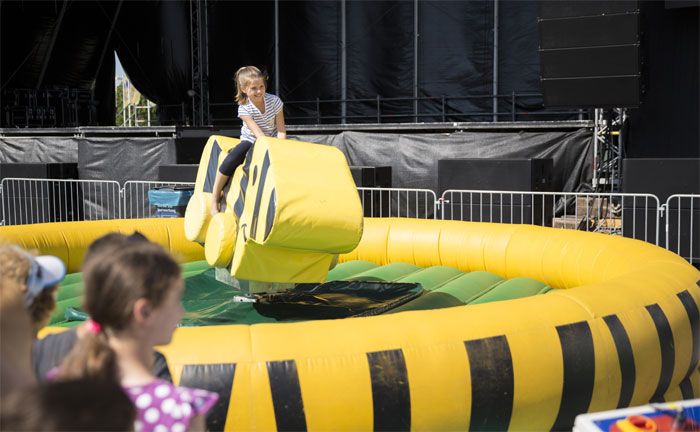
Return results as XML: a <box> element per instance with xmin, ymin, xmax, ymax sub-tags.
<box><xmin>184</xmin><ymin>135</ymin><xmax>363</xmax><ymax>285</ymax></box>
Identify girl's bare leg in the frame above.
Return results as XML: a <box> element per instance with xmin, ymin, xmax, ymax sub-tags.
<box><xmin>210</xmin><ymin>171</ymin><xmax>230</xmax><ymax>215</ymax></box>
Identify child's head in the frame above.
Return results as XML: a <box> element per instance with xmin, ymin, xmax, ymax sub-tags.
<box><xmin>82</xmin><ymin>231</ymin><xmax>149</xmax><ymax>270</ymax></box>
<box><xmin>59</xmin><ymin>241</ymin><xmax>183</xmax><ymax>381</ymax></box>
<box><xmin>0</xmin><ymin>246</ymin><xmax>66</xmax><ymax>331</ymax></box>
<box><xmin>0</xmin><ymin>378</ymin><xmax>136</xmax><ymax>431</ymax></box>
<box><xmin>234</xmin><ymin>66</ymin><xmax>266</xmax><ymax>105</ymax></box>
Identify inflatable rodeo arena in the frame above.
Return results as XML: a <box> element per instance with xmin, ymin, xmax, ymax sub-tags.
<box><xmin>2</xmin><ymin>136</ymin><xmax>698</xmax><ymax>431</ymax></box>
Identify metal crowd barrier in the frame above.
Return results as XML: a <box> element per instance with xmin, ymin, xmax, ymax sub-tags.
<box><xmin>4</xmin><ymin>179</ymin><xmax>700</xmax><ymax>266</ymax></box>
<box><xmin>357</xmin><ymin>187</ymin><xmax>438</xmax><ymax>219</ymax></box>
<box><xmin>440</xmin><ymin>190</ymin><xmax>662</xmax><ymax>245</ymax></box>
<box><xmin>122</xmin><ymin>181</ymin><xmax>195</xmax><ymax>219</ymax></box>
<box><xmin>664</xmin><ymin>194</ymin><xmax>699</xmax><ymax>265</ymax></box>
<box><xmin>0</xmin><ymin>178</ymin><xmax>121</xmax><ymax>225</ymax></box>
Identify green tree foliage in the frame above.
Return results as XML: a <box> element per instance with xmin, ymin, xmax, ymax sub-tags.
<box><xmin>115</xmin><ymin>81</ymin><xmax>158</xmax><ymax>126</ymax></box>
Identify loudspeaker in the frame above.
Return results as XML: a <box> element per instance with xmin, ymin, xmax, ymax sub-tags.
<box><xmin>538</xmin><ymin>1</ymin><xmax>641</xmax><ymax>108</ymax></box>
<box><xmin>350</xmin><ymin>166</ymin><xmax>376</xmax><ymax>187</ymax></box>
<box><xmin>622</xmin><ymin>158</ymin><xmax>700</xmax><ymax>203</ymax></box>
<box><xmin>438</xmin><ymin>158</ymin><xmax>553</xmax><ymax>194</ymax></box>
<box><xmin>0</xmin><ymin>162</ymin><xmax>79</xmax><ymax>180</ymax></box>
<box><xmin>349</xmin><ymin>166</ymin><xmax>393</xmax><ymax>217</ymax></box>
<box><xmin>438</xmin><ymin>159</ymin><xmax>554</xmax><ymax>225</ymax></box>
<box><xmin>158</xmin><ymin>165</ymin><xmax>199</xmax><ymax>183</ymax></box>
<box><xmin>0</xmin><ymin>163</ymin><xmax>82</xmax><ymax>224</ymax></box>
<box><xmin>622</xmin><ymin>158</ymin><xmax>700</xmax><ymax>260</ymax></box>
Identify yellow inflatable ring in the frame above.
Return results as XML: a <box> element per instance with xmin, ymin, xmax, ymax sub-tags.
<box><xmin>1</xmin><ymin>217</ymin><xmax>698</xmax><ymax>431</ymax></box>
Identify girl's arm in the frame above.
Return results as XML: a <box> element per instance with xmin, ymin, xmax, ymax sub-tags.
<box><xmin>275</xmin><ymin>110</ymin><xmax>286</xmax><ymax>139</ymax></box>
<box><xmin>240</xmin><ymin>115</ymin><xmax>267</xmax><ymax>140</ymax></box>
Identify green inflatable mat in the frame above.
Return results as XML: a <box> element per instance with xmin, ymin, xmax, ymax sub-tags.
<box><xmin>48</xmin><ymin>260</ymin><xmax>550</xmax><ymax>327</ymax></box>
<box><xmin>469</xmin><ymin>277</ymin><xmax>551</xmax><ymax>305</ymax></box>
<box><xmin>390</xmin><ymin>271</ymin><xmax>505</xmax><ymax>313</ymax></box>
<box><xmin>395</xmin><ymin>266</ymin><xmax>464</xmax><ymax>291</ymax></box>
<box><xmin>326</xmin><ymin>260</ymin><xmax>378</xmax><ymax>281</ymax></box>
<box><xmin>347</xmin><ymin>262</ymin><xmax>420</xmax><ymax>282</ymax></box>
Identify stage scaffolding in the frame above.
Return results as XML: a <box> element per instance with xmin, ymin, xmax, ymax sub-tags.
<box><xmin>593</xmin><ymin>108</ymin><xmax>626</xmax><ymax>193</ymax></box>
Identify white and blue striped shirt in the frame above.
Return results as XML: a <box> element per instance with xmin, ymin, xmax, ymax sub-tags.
<box><xmin>237</xmin><ymin>93</ymin><xmax>284</xmax><ymax>143</ymax></box>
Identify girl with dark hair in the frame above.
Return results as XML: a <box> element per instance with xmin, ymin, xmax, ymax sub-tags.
<box><xmin>57</xmin><ymin>241</ymin><xmax>217</xmax><ymax>432</ymax></box>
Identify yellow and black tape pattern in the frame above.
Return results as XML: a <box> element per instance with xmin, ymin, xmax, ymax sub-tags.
<box><xmin>163</xmin><ymin>285</ymin><xmax>699</xmax><ymax>431</ymax></box>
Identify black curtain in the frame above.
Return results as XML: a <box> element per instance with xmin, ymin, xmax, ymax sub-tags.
<box><xmin>418</xmin><ymin>1</ymin><xmax>494</xmax><ymax>122</ymax></box>
<box><xmin>207</xmin><ymin>0</ymin><xmax>274</xmax><ymax>126</ymax></box>
<box><xmin>346</xmin><ymin>1</ymin><xmax>415</xmax><ymax>123</ymax></box>
<box><xmin>1</xmin><ymin>0</ymin><xmax>118</xmax><ymax>126</ymax></box>
<box><xmin>498</xmin><ymin>0</ymin><xmax>545</xmax><ymax>121</ymax></box>
<box><xmin>114</xmin><ymin>0</ymin><xmax>191</xmax><ymax>124</ymax></box>
<box><xmin>279</xmin><ymin>1</ymin><xmax>340</xmax><ymax>124</ymax></box>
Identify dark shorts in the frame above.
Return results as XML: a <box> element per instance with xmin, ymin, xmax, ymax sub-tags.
<box><xmin>218</xmin><ymin>140</ymin><xmax>254</xmax><ymax>176</ymax></box>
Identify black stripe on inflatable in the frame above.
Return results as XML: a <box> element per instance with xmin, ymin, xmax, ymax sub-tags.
<box><xmin>646</xmin><ymin>304</ymin><xmax>675</xmax><ymax>402</ymax></box>
<box><xmin>203</xmin><ymin>140</ymin><xmax>222</xmax><ymax>193</ymax></box>
<box><xmin>552</xmin><ymin>321</ymin><xmax>595</xmax><ymax>432</ymax></box>
<box><xmin>677</xmin><ymin>290</ymin><xmax>700</xmax><ymax>380</ymax></box>
<box><xmin>263</xmin><ymin>188</ymin><xmax>276</xmax><ymax>241</ymax></box>
<box><xmin>367</xmin><ymin>349</ymin><xmax>411</xmax><ymax>431</ymax></box>
<box><xmin>241</xmin><ymin>146</ymin><xmax>254</xmax><ymax>193</ymax></box>
<box><xmin>180</xmin><ymin>363</ymin><xmax>236</xmax><ymax>432</ymax></box>
<box><xmin>464</xmin><ymin>335</ymin><xmax>513</xmax><ymax>431</ymax></box>
<box><xmin>233</xmin><ymin>175</ymin><xmax>247</xmax><ymax>218</ymax></box>
<box><xmin>603</xmin><ymin>315</ymin><xmax>636</xmax><ymax>408</ymax></box>
<box><xmin>267</xmin><ymin>360</ymin><xmax>307</xmax><ymax>432</ymax></box>
<box><xmin>679</xmin><ymin>377</ymin><xmax>695</xmax><ymax>400</ymax></box>
<box><xmin>250</xmin><ymin>151</ymin><xmax>270</xmax><ymax>240</ymax></box>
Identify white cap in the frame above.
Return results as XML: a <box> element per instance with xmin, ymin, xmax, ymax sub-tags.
<box><xmin>24</xmin><ymin>255</ymin><xmax>66</xmax><ymax>306</ymax></box>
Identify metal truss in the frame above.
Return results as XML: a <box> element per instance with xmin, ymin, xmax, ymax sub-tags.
<box><xmin>189</xmin><ymin>0</ymin><xmax>210</xmax><ymax>126</ymax></box>
<box><xmin>593</xmin><ymin>108</ymin><xmax>626</xmax><ymax>193</ymax></box>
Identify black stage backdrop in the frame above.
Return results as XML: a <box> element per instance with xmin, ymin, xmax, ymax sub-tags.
<box><xmin>0</xmin><ymin>0</ymin><xmax>117</xmax><ymax>126</ymax></box>
<box><xmin>296</xmin><ymin>128</ymin><xmax>592</xmax><ymax>194</ymax></box>
<box><xmin>1</xmin><ymin>1</ymin><xmax>696</xmax><ymax>156</ymax></box>
<box><xmin>1</xmin><ymin>1</ymin><xmax>544</xmax><ymax>126</ymax></box>
<box><xmin>0</xmin><ymin>129</ymin><xmax>592</xmax><ymax>195</ymax></box>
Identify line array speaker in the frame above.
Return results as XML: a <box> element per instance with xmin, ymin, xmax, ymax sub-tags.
<box><xmin>538</xmin><ymin>1</ymin><xmax>642</xmax><ymax>108</ymax></box>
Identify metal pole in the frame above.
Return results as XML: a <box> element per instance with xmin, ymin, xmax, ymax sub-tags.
<box><xmin>414</xmin><ymin>0</ymin><xmax>419</xmax><ymax>123</ymax></box>
<box><xmin>189</xmin><ymin>0</ymin><xmax>196</xmax><ymax>125</ymax></box>
<box><xmin>492</xmin><ymin>0</ymin><xmax>499</xmax><ymax>122</ymax></box>
<box><xmin>197</xmin><ymin>1</ymin><xmax>204</xmax><ymax>125</ymax></box>
<box><xmin>341</xmin><ymin>0</ymin><xmax>347</xmax><ymax>123</ymax></box>
<box><xmin>274</xmin><ymin>0</ymin><xmax>280</xmax><ymax>95</ymax></box>
<box><xmin>203</xmin><ymin>0</ymin><xmax>210</xmax><ymax>125</ymax></box>
<box><xmin>593</xmin><ymin>108</ymin><xmax>599</xmax><ymax>189</ymax></box>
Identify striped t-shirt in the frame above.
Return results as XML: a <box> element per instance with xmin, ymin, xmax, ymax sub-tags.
<box><xmin>237</xmin><ymin>93</ymin><xmax>284</xmax><ymax>143</ymax></box>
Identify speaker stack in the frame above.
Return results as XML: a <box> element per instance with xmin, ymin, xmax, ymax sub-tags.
<box><xmin>158</xmin><ymin>165</ymin><xmax>199</xmax><ymax>183</ymax></box>
<box><xmin>0</xmin><ymin>163</ymin><xmax>82</xmax><ymax>225</ymax></box>
<box><xmin>349</xmin><ymin>166</ymin><xmax>392</xmax><ymax>217</ymax></box>
<box><xmin>622</xmin><ymin>158</ymin><xmax>700</xmax><ymax>262</ymax></box>
<box><xmin>538</xmin><ymin>1</ymin><xmax>641</xmax><ymax>108</ymax></box>
<box><xmin>437</xmin><ymin>159</ymin><xmax>554</xmax><ymax>225</ymax></box>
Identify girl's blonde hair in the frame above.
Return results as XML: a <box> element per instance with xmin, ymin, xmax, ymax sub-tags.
<box><xmin>234</xmin><ymin>66</ymin><xmax>266</xmax><ymax>105</ymax></box>
<box><xmin>0</xmin><ymin>246</ymin><xmax>57</xmax><ymax>330</ymax></box>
